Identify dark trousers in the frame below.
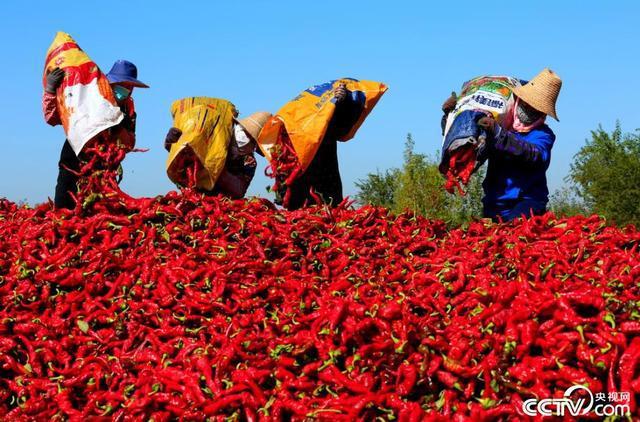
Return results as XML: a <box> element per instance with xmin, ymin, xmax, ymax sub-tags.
<box><xmin>287</xmin><ymin>137</ymin><xmax>343</xmax><ymax>210</ymax></box>
<box><xmin>483</xmin><ymin>198</ymin><xmax>546</xmax><ymax>222</ymax></box>
<box><xmin>54</xmin><ymin>140</ymin><xmax>80</xmax><ymax>209</ymax></box>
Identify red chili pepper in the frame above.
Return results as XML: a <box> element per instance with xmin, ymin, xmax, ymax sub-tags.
<box><xmin>396</xmin><ymin>362</ymin><xmax>417</xmax><ymax>396</ymax></box>
<box><xmin>618</xmin><ymin>338</ymin><xmax>640</xmax><ymax>412</ymax></box>
<box><xmin>620</xmin><ymin>321</ymin><xmax>640</xmax><ymax>335</ymax></box>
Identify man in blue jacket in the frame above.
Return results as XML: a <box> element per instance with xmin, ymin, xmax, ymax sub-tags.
<box><xmin>444</xmin><ymin>69</ymin><xmax>562</xmax><ymax>221</ymax></box>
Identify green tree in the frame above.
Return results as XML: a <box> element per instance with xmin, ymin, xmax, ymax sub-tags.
<box><xmin>354</xmin><ymin>168</ymin><xmax>399</xmax><ymax>208</ymax></box>
<box><xmin>355</xmin><ymin>133</ymin><xmax>485</xmax><ymax>226</ymax></box>
<box><xmin>393</xmin><ymin>134</ymin><xmax>450</xmax><ymax>218</ymax></box>
<box><xmin>547</xmin><ymin>185</ymin><xmax>590</xmax><ymax>217</ymax></box>
<box><xmin>568</xmin><ymin>123</ymin><xmax>640</xmax><ymax>226</ymax></box>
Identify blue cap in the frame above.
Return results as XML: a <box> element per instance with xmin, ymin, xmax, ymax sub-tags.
<box><xmin>105</xmin><ymin>60</ymin><xmax>149</xmax><ymax>88</ymax></box>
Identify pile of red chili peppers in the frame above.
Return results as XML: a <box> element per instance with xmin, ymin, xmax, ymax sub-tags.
<box><xmin>1</xmin><ymin>141</ymin><xmax>640</xmax><ymax>420</ymax></box>
<box><xmin>443</xmin><ymin>146</ymin><xmax>477</xmax><ymax>195</ymax></box>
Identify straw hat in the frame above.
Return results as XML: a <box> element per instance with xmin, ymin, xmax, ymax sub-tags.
<box><xmin>512</xmin><ymin>68</ymin><xmax>562</xmax><ymax>121</ymax></box>
<box><xmin>237</xmin><ymin>112</ymin><xmax>272</xmax><ymax>141</ymax></box>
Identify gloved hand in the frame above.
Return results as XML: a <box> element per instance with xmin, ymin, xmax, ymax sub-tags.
<box><xmin>45</xmin><ymin>68</ymin><xmax>65</xmax><ymax>94</ymax></box>
<box><xmin>164</xmin><ymin>127</ymin><xmax>182</xmax><ymax>151</ymax></box>
<box><xmin>334</xmin><ymin>83</ymin><xmax>348</xmax><ymax>103</ymax></box>
<box><xmin>477</xmin><ymin>116</ymin><xmax>499</xmax><ymax>137</ymax></box>
<box><xmin>442</xmin><ymin>92</ymin><xmax>457</xmax><ymax>113</ymax></box>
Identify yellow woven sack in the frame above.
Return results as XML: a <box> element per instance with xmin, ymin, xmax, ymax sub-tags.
<box><xmin>166</xmin><ymin>97</ymin><xmax>237</xmax><ymax>190</ymax></box>
<box><xmin>258</xmin><ymin>78</ymin><xmax>387</xmax><ymax>172</ymax></box>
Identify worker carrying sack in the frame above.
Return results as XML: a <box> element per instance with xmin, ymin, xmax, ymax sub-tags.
<box><xmin>166</xmin><ymin>97</ymin><xmax>238</xmax><ymax>191</ymax></box>
<box><xmin>440</xmin><ymin>76</ymin><xmax>520</xmax><ymax>194</ymax></box>
<box><xmin>43</xmin><ymin>32</ymin><xmax>124</xmax><ymax>155</ymax></box>
<box><xmin>257</xmin><ymin>78</ymin><xmax>387</xmax><ymax>204</ymax></box>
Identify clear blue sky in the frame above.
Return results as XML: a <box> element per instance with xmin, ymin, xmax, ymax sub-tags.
<box><xmin>1</xmin><ymin>1</ymin><xmax>638</xmax><ymax>204</ymax></box>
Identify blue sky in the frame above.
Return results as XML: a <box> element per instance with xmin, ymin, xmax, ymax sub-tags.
<box><xmin>1</xmin><ymin>1</ymin><xmax>638</xmax><ymax>204</ymax></box>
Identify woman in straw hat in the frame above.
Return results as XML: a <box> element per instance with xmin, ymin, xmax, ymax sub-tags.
<box><xmin>164</xmin><ymin>111</ymin><xmax>272</xmax><ymax>198</ymax></box>
<box><xmin>474</xmin><ymin>68</ymin><xmax>562</xmax><ymax>221</ymax></box>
